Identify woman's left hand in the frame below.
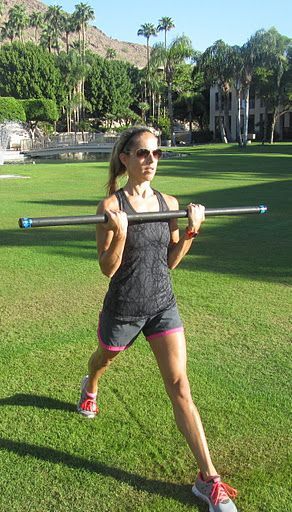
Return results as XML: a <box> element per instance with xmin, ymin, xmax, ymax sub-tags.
<box><xmin>186</xmin><ymin>203</ymin><xmax>205</xmax><ymax>234</ymax></box>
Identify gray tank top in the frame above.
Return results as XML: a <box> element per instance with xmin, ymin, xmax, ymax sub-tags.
<box><xmin>102</xmin><ymin>188</ymin><xmax>176</xmax><ymax>320</ymax></box>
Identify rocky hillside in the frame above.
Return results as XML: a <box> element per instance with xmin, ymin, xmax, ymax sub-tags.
<box><xmin>1</xmin><ymin>0</ymin><xmax>147</xmax><ymax>68</ymax></box>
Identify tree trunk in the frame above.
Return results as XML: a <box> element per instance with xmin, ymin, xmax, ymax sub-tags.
<box><xmin>218</xmin><ymin>91</ymin><xmax>227</xmax><ymax>143</ymax></box>
<box><xmin>270</xmin><ymin>110</ymin><xmax>277</xmax><ymax>144</ymax></box>
<box><xmin>236</xmin><ymin>87</ymin><xmax>243</xmax><ymax>146</ymax></box>
<box><xmin>263</xmin><ymin>107</ymin><xmax>268</xmax><ymax>143</ymax></box>
<box><xmin>223</xmin><ymin>92</ymin><xmax>231</xmax><ymax>142</ymax></box>
<box><xmin>243</xmin><ymin>85</ymin><xmax>250</xmax><ymax>145</ymax></box>
<box><xmin>167</xmin><ymin>80</ymin><xmax>174</xmax><ymax>144</ymax></box>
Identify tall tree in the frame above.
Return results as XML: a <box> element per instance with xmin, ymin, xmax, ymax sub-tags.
<box><xmin>8</xmin><ymin>4</ymin><xmax>29</xmax><ymax>43</ymax></box>
<box><xmin>157</xmin><ymin>17</ymin><xmax>175</xmax><ymax>50</ymax></box>
<box><xmin>199</xmin><ymin>40</ymin><xmax>237</xmax><ymax>143</ymax></box>
<box><xmin>240</xmin><ymin>29</ymin><xmax>274</xmax><ymax>145</ymax></box>
<box><xmin>29</xmin><ymin>12</ymin><xmax>44</xmax><ymax>43</ymax></box>
<box><xmin>137</xmin><ymin>23</ymin><xmax>157</xmax><ymax>74</ymax></box>
<box><xmin>253</xmin><ymin>28</ymin><xmax>292</xmax><ymax>143</ymax></box>
<box><xmin>72</xmin><ymin>3</ymin><xmax>95</xmax><ymax>120</ymax></box>
<box><xmin>44</xmin><ymin>5</ymin><xmax>66</xmax><ymax>54</ymax></box>
<box><xmin>73</xmin><ymin>3</ymin><xmax>95</xmax><ymax>60</ymax></box>
<box><xmin>63</xmin><ymin>13</ymin><xmax>76</xmax><ymax>54</ymax></box>
<box><xmin>1</xmin><ymin>20</ymin><xmax>17</xmax><ymax>43</ymax></box>
<box><xmin>137</xmin><ymin>23</ymin><xmax>157</xmax><ymax>114</ymax></box>
<box><xmin>151</xmin><ymin>35</ymin><xmax>194</xmax><ymax>142</ymax></box>
<box><xmin>0</xmin><ymin>1</ymin><xmax>5</xmax><ymax>35</ymax></box>
<box><xmin>57</xmin><ymin>49</ymin><xmax>86</xmax><ymax>131</ymax></box>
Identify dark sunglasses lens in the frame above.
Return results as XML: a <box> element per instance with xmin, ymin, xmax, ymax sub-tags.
<box><xmin>136</xmin><ymin>148</ymin><xmax>150</xmax><ymax>158</ymax></box>
<box><xmin>136</xmin><ymin>148</ymin><xmax>162</xmax><ymax>159</ymax></box>
<box><xmin>153</xmin><ymin>149</ymin><xmax>162</xmax><ymax>159</ymax></box>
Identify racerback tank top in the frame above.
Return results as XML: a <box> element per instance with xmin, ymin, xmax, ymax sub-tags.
<box><xmin>102</xmin><ymin>188</ymin><xmax>176</xmax><ymax>320</ymax></box>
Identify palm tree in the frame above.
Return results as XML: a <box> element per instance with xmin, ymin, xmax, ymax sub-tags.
<box><xmin>157</xmin><ymin>17</ymin><xmax>175</xmax><ymax>50</ymax></box>
<box><xmin>44</xmin><ymin>5</ymin><xmax>66</xmax><ymax>53</ymax></box>
<box><xmin>137</xmin><ymin>23</ymin><xmax>157</xmax><ymax>73</ymax></box>
<box><xmin>73</xmin><ymin>3</ymin><xmax>95</xmax><ymax>61</ymax></box>
<box><xmin>57</xmin><ymin>49</ymin><xmax>87</xmax><ymax>132</ymax></box>
<box><xmin>240</xmin><ymin>29</ymin><xmax>274</xmax><ymax>145</ymax></box>
<box><xmin>63</xmin><ymin>13</ymin><xmax>76</xmax><ymax>54</ymax></box>
<box><xmin>29</xmin><ymin>12</ymin><xmax>44</xmax><ymax>43</ymax></box>
<box><xmin>0</xmin><ymin>0</ymin><xmax>5</xmax><ymax>32</ymax></box>
<box><xmin>72</xmin><ymin>3</ymin><xmax>95</xmax><ymax>120</ymax></box>
<box><xmin>253</xmin><ymin>28</ymin><xmax>292</xmax><ymax>143</ymax></box>
<box><xmin>1</xmin><ymin>20</ymin><xmax>17</xmax><ymax>43</ymax></box>
<box><xmin>151</xmin><ymin>35</ymin><xmax>194</xmax><ymax>142</ymax></box>
<box><xmin>8</xmin><ymin>4</ymin><xmax>29</xmax><ymax>42</ymax></box>
<box><xmin>199</xmin><ymin>40</ymin><xmax>237</xmax><ymax>142</ymax></box>
<box><xmin>137</xmin><ymin>23</ymin><xmax>157</xmax><ymax>113</ymax></box>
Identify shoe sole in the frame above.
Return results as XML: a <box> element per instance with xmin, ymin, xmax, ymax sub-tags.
<box><xmin>77</xmin><ymin>405</ymin><xmax>97</xmax><ymax>419</ymax></box>
<box><xmin>192</xmin><ymin>485</ymin><xmax>238</xmax><ymax>512</ymax></box>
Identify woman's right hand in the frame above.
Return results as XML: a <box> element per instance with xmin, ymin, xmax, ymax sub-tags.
<box><xmin>105</xmin><ymin>209</ymin><xmax>128</xmax><ymax>238</ymax></box>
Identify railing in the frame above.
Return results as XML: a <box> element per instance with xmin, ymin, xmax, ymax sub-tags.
<box><xmin>28</xmin><ymin>132</ymin><xmax>119</xmax><ymax>151</ymax></box>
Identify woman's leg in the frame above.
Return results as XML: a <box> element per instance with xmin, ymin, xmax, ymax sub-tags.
<box><xmin>86</xmin><ymin>344</ymin><xmax>120</xmax><ymax>394</ymax></box>
<box><xmin>148</xmin><ymin>331</ymin><xmax>217</xmax><ymax>479</ymax></box>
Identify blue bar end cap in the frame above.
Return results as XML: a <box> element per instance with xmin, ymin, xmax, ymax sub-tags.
<box><xmin>259</xmin><ymin>205</ymin><xmax>268</xmax><ymax>214</ymax></box>
<box><xmin>19</xmin><ymin>218</ymin><xmax>32</xmax><ymax>229</ymax></box>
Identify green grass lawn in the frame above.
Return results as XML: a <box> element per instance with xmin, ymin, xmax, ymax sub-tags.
<box><xmin>0</xmin><ymin>143</ymin><xmax>291</xmax><ymax>512</ymax></box>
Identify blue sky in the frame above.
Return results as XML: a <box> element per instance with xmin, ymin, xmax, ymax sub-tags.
<box><xmin>45</xmin><ymin>0</ymin><xmax>292</xmax><ymax>52</ymax></box>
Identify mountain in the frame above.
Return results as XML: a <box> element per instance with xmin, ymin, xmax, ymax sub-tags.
<box><xmin>1</xmin><ymin>0</ymin><xmax>148</xmax><ymax>68</ymax></box>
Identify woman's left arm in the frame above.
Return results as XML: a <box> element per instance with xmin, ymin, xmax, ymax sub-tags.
<box><xmin>165</xmin><ymin>196</ymin><xmax>205</xmax><ymax>270</ymax></box>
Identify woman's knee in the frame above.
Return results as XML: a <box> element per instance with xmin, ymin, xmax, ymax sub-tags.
<box><xmin>164</xmin><ymin>374</ymin><xmax>192</xmax><ymax>403</ymax></box>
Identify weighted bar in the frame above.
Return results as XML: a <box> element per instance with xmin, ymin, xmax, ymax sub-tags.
<box><xmin>19</xmin><ymin>205</ymin><xmax>268</xmax><ymax>229</ymax></box>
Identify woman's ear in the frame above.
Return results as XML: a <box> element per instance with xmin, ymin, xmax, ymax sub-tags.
<box><xmin>119</xmin><ymin>152</ymin><xmax>128</xmax><ymax>167</ymax></box>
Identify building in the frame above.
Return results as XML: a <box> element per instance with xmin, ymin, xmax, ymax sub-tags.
<box><xmin>209</xmin><ymin>86</ymin><xmax>292</xmax><ymax>142</ymax></box>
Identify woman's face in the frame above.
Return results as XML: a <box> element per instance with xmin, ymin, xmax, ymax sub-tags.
<box><xmin>120</xmin><ymin>132</ymin><xmax>162</xmax><ymax>184</ymax></box>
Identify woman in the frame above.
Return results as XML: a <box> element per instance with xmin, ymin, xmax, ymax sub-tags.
<box><xmin>78</xmin><ymin>126</ymin><xmax>238</xmax><ymax>512</ymax></box>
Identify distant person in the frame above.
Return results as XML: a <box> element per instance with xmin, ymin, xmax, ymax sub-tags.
<box><xmin>77</xmin><ymin>126</ymin><xmax>238</xmax><ymax>511</ymax></box>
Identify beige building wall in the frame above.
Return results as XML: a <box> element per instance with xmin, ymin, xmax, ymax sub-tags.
<box><xmin>209</xmin><ymin>86</ymin><xmax>292</xmax><ymax>141</ymax></box>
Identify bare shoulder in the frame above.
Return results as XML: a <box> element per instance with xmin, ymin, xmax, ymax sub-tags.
<box><xmin>96</xmin><ymin>194</ymin><xmax>120</xmax><ymax>214</ymax></box>
<box><xmin>160</xmin><ymin>193</ymin><xmax>179</xmax><ymax>211</ymax></box>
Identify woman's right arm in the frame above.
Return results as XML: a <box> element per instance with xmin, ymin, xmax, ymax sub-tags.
<box><xmin>96</xmin><ymin>198</ymin><xmax>128</xmax><ymax>278</ymax></box>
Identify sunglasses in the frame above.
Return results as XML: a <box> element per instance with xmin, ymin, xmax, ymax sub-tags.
<box><xmin>132</xmin><ymin>148</ymin><xmax>163</xmax><ymax>160</ymax></box>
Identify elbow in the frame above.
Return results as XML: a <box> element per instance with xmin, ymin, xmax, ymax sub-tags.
<box><xmin>99</xmin><ymin>261</ymin><xmax>114</xmax><ymax>278</ymax></box>
<box><xmin>100</xmin><ymin>267</ymin><xmax>114</xmax><ymax>278</ymax></box>
<box><xmin>168</xmin><ymin>259</ymin><xmax>178</xmax><ymax>270</ymax></box>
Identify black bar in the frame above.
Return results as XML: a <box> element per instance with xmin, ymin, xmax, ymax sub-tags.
<box><xmin>19</xmin><ymin>205</ymin><xmax>268</xmax><ymax>229</ymax></box>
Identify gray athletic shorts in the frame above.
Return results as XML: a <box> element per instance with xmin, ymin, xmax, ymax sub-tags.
<box><xmin>97</xmin><ymin>304</ymin><xmax>184</xmax><ymax>352</ymax></box>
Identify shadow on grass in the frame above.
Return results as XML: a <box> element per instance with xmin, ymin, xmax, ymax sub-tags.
<box><xmin>0</xmin><ymin>436</ymin><xmax>206</xmax><ymax>509</ymax></box>
<box><xmin>0</xmin><ymin>394</ymin><xmax>75</xmax><ymax>412</ymax></box>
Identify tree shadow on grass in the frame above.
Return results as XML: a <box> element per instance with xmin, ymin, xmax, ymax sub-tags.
<box><xmin>159</xmin><ymin>149</ymin><xmax>292</xmax><ymax>180</ymax></box>
<box><xmin>0</xmin><ymin>394</ymin><xmax>75</xmax><ymax>412</ymax></box>
<box><xmin>0</xmin><ymin>436</ymin><xmax>206</xmax><ymax>509</ymax></box>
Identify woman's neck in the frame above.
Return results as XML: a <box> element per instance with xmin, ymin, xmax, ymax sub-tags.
<box><xmin>123</xmin><ymin>181</ymin><xmax>154</xmax><ymax>198</ymax></box>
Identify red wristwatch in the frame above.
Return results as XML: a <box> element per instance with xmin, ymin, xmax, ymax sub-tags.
<box><xmin>185</xmin><ymin>227</ymin><xmax>199</xmax><ymax>239</ymax></box>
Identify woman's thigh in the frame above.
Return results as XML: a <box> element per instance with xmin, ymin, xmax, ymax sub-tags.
<box><xmin>148</xmin><ymin>330</ymin><xmax>188</xmax><ymax>385</ymax></box>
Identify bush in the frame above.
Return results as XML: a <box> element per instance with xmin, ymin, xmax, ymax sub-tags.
<box><xmin>157</xmin><ymin>116</ymin><xmax>171</xmax><ymax>140</ymax></box>
<box><xmin>192</xmin><ymin>129</ymin><xmax>213</xmax><ymax>143</ymax></box>
<box><xmin>21</xmin><ymin>99</ymin><xmax>58</xmax><ymax>123</ymax></box>
<box><xmin>0</xmin><ymin>97</ymin><xmax>26</xmax><ymax>123</ymax></box>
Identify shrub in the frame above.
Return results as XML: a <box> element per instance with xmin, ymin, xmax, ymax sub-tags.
<box><xmin>0</xmin><ymin>97</ymin><xmax>26</xmax><ymax>123</ymax></box>
<box><xmin>192</xmin><ymin>129</ymin><xmax>213</xmax><ymax>143</ymax></box>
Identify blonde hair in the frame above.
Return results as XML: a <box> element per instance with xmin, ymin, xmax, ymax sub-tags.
<box><xmin>107</xmin><ymin>126</ymin><xmax>157</xmax><ymax>195</ymax></box>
